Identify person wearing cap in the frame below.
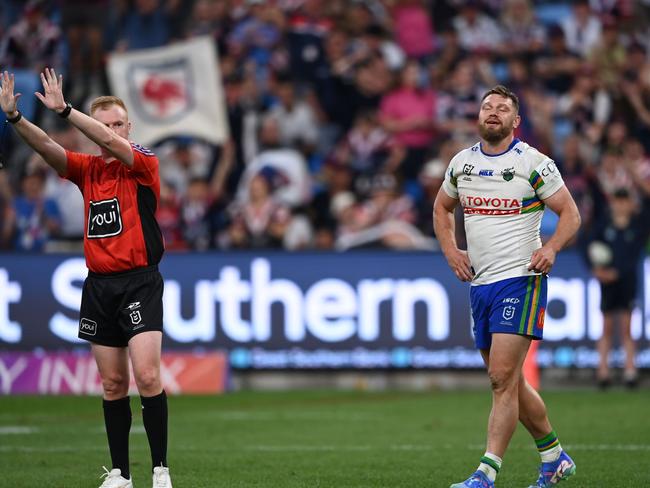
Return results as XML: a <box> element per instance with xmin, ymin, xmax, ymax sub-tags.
<box><xmin>586</xmin><ymin>185</ymin><xmax>650</xmax><ymax>388</ymax></box>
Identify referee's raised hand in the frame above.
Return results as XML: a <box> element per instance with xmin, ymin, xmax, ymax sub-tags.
<box><xmin>35</xmin><ymin>67</ymin><xmax>67</xmax><ymax>113</ymax></box>
<box><xmin>0</xmin><ymin>71</ymin><xmax>21</xmax><ymax>116</ymax></box>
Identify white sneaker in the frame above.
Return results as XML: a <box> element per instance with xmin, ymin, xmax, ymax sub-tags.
<box><xmin>152</xmin><ymin>466</ymin><xmax>172</xmax><ymax>488</ymax></box>
<box><xmin>99</xmin><ymin>467</ymin><xmax>133</xmax><ymax>488</ymax></box>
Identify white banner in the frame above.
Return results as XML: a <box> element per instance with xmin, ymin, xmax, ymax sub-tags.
<box><xmin>107</xmin><ymin>37</ymin><xmax>228</xmax><ymax>146</ymax></box>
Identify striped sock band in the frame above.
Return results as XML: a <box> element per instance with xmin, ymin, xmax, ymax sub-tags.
<box><xmin>535</xmin><ymin>431</ymin><xmax>562</xmax><ymax>462</ymax></box>
<box><xmin>477</xmin><ymin>452</ymin><xmax>502</xmax><ymax>482</ymax></box>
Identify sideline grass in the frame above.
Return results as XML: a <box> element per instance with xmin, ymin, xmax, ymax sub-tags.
<box><xmin>1</xmin><ymin>389</ymin><xmax>649</xmax><ymax>487</ymax></box>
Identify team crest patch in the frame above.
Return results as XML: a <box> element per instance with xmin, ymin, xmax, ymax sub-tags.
<box><xmin>130</xmin><ymin>310</ymin><xmax>142</xmax><ymax>325</ymax></box>
<box><xmin>502</xmin><ymin>167</ymin><xmax>515</xmax><ymax>181</ymax></box>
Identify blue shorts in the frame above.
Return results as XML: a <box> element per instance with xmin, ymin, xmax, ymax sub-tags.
<box><xmin>470</xmin><ymin>275</ymin><xmax>547</xmax><ymax>350</ymax></box>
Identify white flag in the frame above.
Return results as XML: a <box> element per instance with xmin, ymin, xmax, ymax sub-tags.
<box><xmin>107</xmin><ymin>37</ymin><xmax>228</xmax><ymax>146</ymax></box>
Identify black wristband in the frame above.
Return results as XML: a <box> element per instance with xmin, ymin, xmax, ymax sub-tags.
<box><xmin>7</xmin><ymin>111</ymin><xmax>22</xmax><ymax>124</ymax></box>
<box><xmin>58</xmin><ymin>101</ymin><xmax>72</xmax><ymax>119</ymax></box>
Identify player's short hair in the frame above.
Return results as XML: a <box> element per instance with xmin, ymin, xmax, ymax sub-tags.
<box><xmin>480</xmin><ymin>85</ymin><xmax>520</xmax><ymax>113</ymax></box>
<box><xmin>89</xmin><ymin>96</ymin><xmax>128</xmax><ymax>116</ymax></box>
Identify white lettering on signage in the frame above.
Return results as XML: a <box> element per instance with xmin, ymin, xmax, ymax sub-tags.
<box><xmin>0</xmin><ymin>356</ymin><xmax>28</xmax><ymax>394</ymax></box>
<box><xmin>12</xmin><ymin>257</ymin><xmax>650</xmax><ymax>346</ymax></box>
<box><xmin>49</xmin><ymin>258</ymin><xmax>86</xmax><ymax>343</ymax></box>
<box><xmin>0</xmin><ymin>269</ymin><xmax>22</xmax><ymax>343</ymax></box>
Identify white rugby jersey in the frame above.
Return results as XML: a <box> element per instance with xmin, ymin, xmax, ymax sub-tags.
<box><xmin>442</xmin><ymin>138</ymin><xmax>564</xmax><ymax>285</ymax></box>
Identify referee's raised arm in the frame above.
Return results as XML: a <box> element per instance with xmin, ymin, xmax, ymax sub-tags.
<box><xmin>35</xmin><ymin>68</ymin><xmax>135</xmax><ymax>167</ymax></box>
<box><xmin>0</xmin><ymin>70</ymin><xmax>67</xmax><ymax>175</ymax></box>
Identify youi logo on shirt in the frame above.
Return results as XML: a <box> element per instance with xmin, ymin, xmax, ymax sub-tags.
<box><xmin>87</xmin><ymin>197</ymin><xmax>123</xmax><ymax>238</ymax></box>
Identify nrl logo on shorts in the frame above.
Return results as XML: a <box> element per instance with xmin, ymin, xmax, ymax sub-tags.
<box><xmin>128</xmin><ymin>58</ymin><xmax>194</xmax><ymax>123</ymax></box>
<box><xmin>501</xmin><ymin>167</ymin><xmax>515</xmax><ymax>181</ymax></box>
<box><xmin>502</xmin><ymin>305</ymin><xmax>516</xmax><ymax>321</ymax></box>
<box><xmin>130</xmin><ymin>310</ymin><xmax>142</xmax><ymax>325</ymax></box>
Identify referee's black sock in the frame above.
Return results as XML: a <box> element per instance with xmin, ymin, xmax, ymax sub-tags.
<box><xmin>141</xmin><ymin>390</ymin><xmax>168</xmax><ymax>470</ymax></box>
<box><xmin>102</xmin><ymin>396</ymin><xmax>132</xmax><ymax>479</ymax></box>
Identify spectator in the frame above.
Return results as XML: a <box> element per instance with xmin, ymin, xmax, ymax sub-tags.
<box><xmin>587</xmin><ymin>17</ymin><xmax>626</xmax><ymax>92</ymax></box>
<box><xmin>498</xmin><ymin>0</ymin><xmax>546</xmax><ymax>57</ymax></box>
<box><xmin>379</xmin><ymin>60</ymin><xmax>437</xmax><ymax>180</ymax></box>
<box><xmin>223</xmin><ymin>171</ymin><xmax>292</xmax><ymax>249</ymax></box>
<box><xmin>556</xmin><ymin>69</ymin><xmax>612</xmax><ymax>144</ymax></box>
<box><xmin>157</xmin><ymin>137</ymin><xmax>212</xmax><ymax>196</ymax></box>
<box><xmin>286</xmin><ymin>0</ymin><xmax>332</xmax><ymax>85</ymax></box>
<box><xmin>156</xmin><ymin>179</ymin><xmax>186</xmax><ymax>250</ymax></box>
<box><xmin>336</xmin><ymin>172</ymin><xmax>434</xmax><ymax>250</ymax></box>
<box><xmin>8</xmin><ymin>168</ymin><xmax>62</xmax><ymax>252</ymax></box>
<box><xmin>0</xmin><ymin>0</ymin><xmax>62</xmax><ymax>72</ymax></box>
<box><xmin>428</xmin><ymin>27</ymin><xmax>466</xmax><ymax>89</ymax></box>
<box><xmin>533</xmin><ymin>24</ymin><xmax>582</xmax><ymax>95</ymax></box>
<box><xmin>451</xmin><ymin>0</ymin><xmax>502</xmax><ymax>54</ymax></box>
<box><xmin>561</xmin><ymin>0</ymin><xmax>602</xmax><ymax>57</ymax></box>
<box><xmin>180</xmin><ymin>178</ymin><xmax>213</xmax><ymax>250</ymax></box>
<box><xmin>236</xmin><ymin>116</ymin><xmax>312</xmax><ymax>208</ymax></box>
<box><xmin>414</xmin><ymin>140</ymin><xmax>460</xmax><ymax>241</ymax></box>
<box><xmin>436</xmin><ymin>58</ymin><xmax>491</xmax><ymax>142</ymax></box>
<box><xmin>337</xmin><ymin>109</ymin><xmax>404</xmax><ymax>176</ymax></box>
<box><xmin>58</xmin><ymin>0</ymin><xmax>108</xmax><ymax>103</ymax></box>
<box><xmin>227</xmin><ymin>0</ymin><xmax>284</xmax><ymax>76</ymax></box>
<box><xmin>267</xmin><ymin>74</ymin><xmax>319</xmax><ymax>152</ymax></box>
<box><xmin>115</xmin><ymin>0</ymin><xmax>171</xmax><ymax>52</ymax></box>
<box><xmin>390</xmin><ymin>0</ymin><xmax>436</xmax><ymax>61</ymax></box>
<box><xmin>621</xmin><ymin>62</ymin><xmax>650</xmax><ymax>152</ymax></box>
<box><xmin>355</xmin><ymin>23</ymin><xmax>405</xmax><ymax>72</ymax></box>
<box><xmin>183</xmin><ymin>0</ymin><xmax>232</xmax><ymax>55</ymax></box>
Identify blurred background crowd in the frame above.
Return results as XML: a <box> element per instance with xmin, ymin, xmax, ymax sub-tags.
<box><xmin>1</xmin><ymin>0</ymin><xmax>650</xmax><ymax>255</ymax></box>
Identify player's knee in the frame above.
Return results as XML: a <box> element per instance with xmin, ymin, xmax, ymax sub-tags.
<box><xmin>134</xmin><ymin>367</ymin><xmax>161</xmax><ymax>393</ymax></box>
<box><xmin>487</xmin><ymin>367</ymin><xmax>517</xmax><ymax>393</ymax></box>
<box><xmin>101</xmin><ymin>375</ymin><xmax>129</xmax><ymax>398</ymax></box>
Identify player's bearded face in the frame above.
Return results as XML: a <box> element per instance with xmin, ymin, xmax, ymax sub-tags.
<box><xmin>478</xmin><ymin>96</ymin><xmax>519</xmax><ymax>144</ymax></box>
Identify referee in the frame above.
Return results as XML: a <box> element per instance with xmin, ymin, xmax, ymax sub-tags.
<box><xmin>1</xmin><ymin>69</ymin><xmax>172</xmax><ymax>488</ymax></box>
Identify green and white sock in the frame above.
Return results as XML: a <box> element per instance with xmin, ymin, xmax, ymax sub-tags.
<box><xmin>477</xmin><ymin>452</ymin><xmax>502</xmax><ymax>482</ymax></box>
<box><xmin>535</xmin><ymin>430</ymin><xmax>562</xmax><ymax>463</ymax></box>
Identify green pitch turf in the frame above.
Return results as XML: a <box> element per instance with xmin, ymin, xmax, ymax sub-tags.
<box><xmin>1</xmin><ymin>389</ymin><xmax>649</xmax><ymax>487</ymax></box>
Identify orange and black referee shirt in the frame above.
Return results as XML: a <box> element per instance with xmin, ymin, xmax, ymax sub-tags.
<box><xmin>64</xmin><ymin>143</ymin><xmax>164</xmax><ymax>274</ymax></box>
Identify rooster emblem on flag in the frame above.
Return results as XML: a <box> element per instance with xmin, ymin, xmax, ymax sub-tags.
<box><xmin>128</xmin><ymin>58</ymin><xmax>194</xmax><ymax>123</ymax></box>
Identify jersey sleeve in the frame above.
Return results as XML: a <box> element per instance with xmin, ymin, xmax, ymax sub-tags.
<box><xmin>441</xmin><ymin>153</ymin><xmax>461</xmax><ymax>199</ymax></box>
<box><xmin>130</xmin><ymin>143</ymin><xmax>159</xmax><ymax>187</ymax></box>
<box><xmin>63</xmin><ymin>150</ymin><xmax>91</xmax><ymax>187</ymax></box>
<box><xmin>528</xmin><ymin>152</ymin><xmax>564</xmax><ymax>200</ymax></box>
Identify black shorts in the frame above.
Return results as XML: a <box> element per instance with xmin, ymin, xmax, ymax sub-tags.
<box><xmin>600</xmin><ymin>278</ymin><xmax>637</xmax><ymax>312</ymax></box>
<box><xmin>78</xmin><ymin>265</ymin><xmax>164</xmax><ymax>347</ymax></box>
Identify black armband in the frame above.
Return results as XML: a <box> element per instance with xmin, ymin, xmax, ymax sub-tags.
<box><xmin>57</xmin><ymin>101</ymin><xmax>72</xmax><ymax>119</ymax></box>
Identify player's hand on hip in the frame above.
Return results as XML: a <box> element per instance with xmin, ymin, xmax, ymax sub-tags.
<box><xmin>528</xmin><ymin>246</ymin><xmax>556</xmax><ymax>275</ymax></box>
<box><xmin>447</xmin><ymin>249</ymin><xmax>474</xmax><ymax>282</ymax></box>
<box><xmin>35</xmin><ymin>68</ymin><xmax>66</xmax><ymax>113</ymax></box>
<box><xmin>0</xmin><ymin>71</ymin><xmax>21</xmax><ymax>115</ymax></box>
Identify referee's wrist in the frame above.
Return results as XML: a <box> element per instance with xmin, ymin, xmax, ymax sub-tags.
<box><xmin>6</xmin><ymin>111</ymin><xmax>22</xmax><ymax>124</ymax></box>
<box><xmin>57</xmin><ymin>101</ymin><xmax>72</xmax><ymax>119</ymax></box>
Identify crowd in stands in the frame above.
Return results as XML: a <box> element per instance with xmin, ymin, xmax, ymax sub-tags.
<box><xmin>1</xmin><ymin>0</ymin><xmax>650</xmax><ymax>254</ymax></box>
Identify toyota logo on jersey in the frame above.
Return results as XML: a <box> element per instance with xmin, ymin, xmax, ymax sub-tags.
<box><xmin>460</xmin><ymin>195</ymin><xmax>521</xmax><ymax>215</ymax></box>
<box><xmin>128</xmin><ymin>58</ymin><xmax>194</xmax><ymax>123</ymax></box>
<box><xmin>87</xmin><ymin>198</ymin><xmax>123</xmax><ymax>238</ymax></box>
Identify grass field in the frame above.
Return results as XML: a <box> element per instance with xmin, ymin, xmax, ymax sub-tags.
<box><xmin>1</xmin><ymin>389</ymin><xmax>649</xmax><ymax>487</ymax></box>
